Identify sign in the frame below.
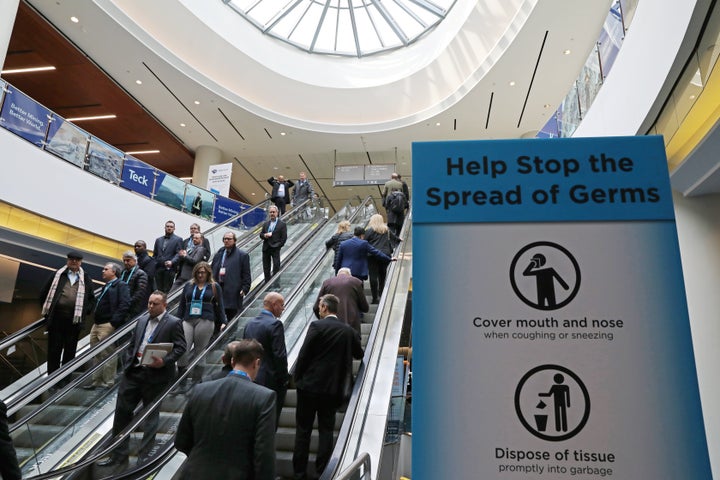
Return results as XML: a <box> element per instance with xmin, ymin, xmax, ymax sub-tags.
<box><xmin>0</xmin><ymin>87</ymin><xmax>51</xmax><ymax>147</ymax></box>
<box><xmin>207</xmin><ymin>162</ymin><xmax>232</xmax><ymax>197</ymax></box>
<box><xmin>213</xmin><ymin>196</ymin><xmax>245</xmax><ymax>224</ymax></box>
<box><xmin>412</xmin><ymin>136</ymin><xmax>711</xmax><ymax>480</ymax></box>
<box><xmin>121</xmin><ymin>157</ymin><xmax>156</xmax><ymax>198</ymax></box>
<box><xmin>333</xmin><ymin>163</ymin><xmax>394</xmax><ymax>186</ymax></box>
<box><xmin>87</xmin><ymin>137</ymin><xmax>124</xmax><ymax>183</ymax></box>
<box><xmin>45</xmin><ymin>116</ymin><xmax>89</xmax><ymax>167</ymax></box>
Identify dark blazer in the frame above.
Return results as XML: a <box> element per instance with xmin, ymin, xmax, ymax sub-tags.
<box><xmin>39</xmin><ymin>268</ymin><xmax>96</xmax><ymax>326</ymax></box>
<box><xmin>94</xmin><ymin>279</ymin><xmax>131</xmax><ymax>328</ymax></box>
<box><xmin>136</xmin><ymin>251</ymin><xmax>157</xmax><ymax>280</ymax></box>
<box><xmin>336</xmin><ymin>236</ymin><xmax>391</xmax><ymax>280</ymax></box>
<box><xmin>0</xmin><ymin>400</ymin><xmax>20</xmax><ymax>480</ymax></box>
<box><xmin>242</xmin><ymin>310</ymin><xmax>289</xmax><ymax>391</ymax></box>
<box><xmin>267</xmin><ymin>176</ymin><xmax>294</xmax><ymax>203</ymax></box>
<box><xmin>294</xmin><ymin>315</ymin><xmax>363</xmax><ymax>397</ymax></box>
<box><xmin>152</xmin><ymin>233</ymin><xmax>183</xmax><ymax>267</ymax></box>
<box><xmin>364</xmin><ymin>228</ymin><xmax>400</xmax><ymax>256</ymax></box>
<box><xmin>175</xmin><ymin>375</ymin><xmax>276</xmax><ymax>480</ymax></box>
<box><xmin>260</xmin><ymin>219</ymin><xmax>287</xmax><ymax>251</ymax></box>
<box><xmin>211</xmin><ymin>247</ymin><xmax>252</xmax><ymax>311</ymax></box>
<box><xmin>182</xmin><ymin>236</ymin><xmax>212</xmax><ymax>262</ymax></box>
<box><xmin>120</xmin><ymin>266</ymin><xmax>149</xmax><ymax>319</ymax></box>
<box><xmin>122</xmin><ymin>310</ymin><xmax>186</xmax><ymax>384</ymax></box>
<box><xmin>313</xmin><ymin>275</ymin><xmax>369</xmax><ymax>332</ymax></box>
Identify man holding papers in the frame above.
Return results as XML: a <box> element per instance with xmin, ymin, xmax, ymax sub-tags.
<box><xmin>98</xmin><ymin>290</ymin><xmax>186</xmax><ymax>468</ymax></box>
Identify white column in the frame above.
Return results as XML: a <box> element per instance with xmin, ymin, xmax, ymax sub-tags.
<box><xmin>0</xmin><ymin>0</ymin><xmax>20</xmax><ymax>70</ymax></box>
<box><xmin>192</xmin><ymin>145</ymin><xmax>223</xmax><ymax>189</ymax></box>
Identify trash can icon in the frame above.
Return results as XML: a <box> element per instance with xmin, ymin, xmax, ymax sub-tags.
<box><xmin>534</xmin><ymin>414</ymin><xmax>548</xmax><ymax>432</ymax></box>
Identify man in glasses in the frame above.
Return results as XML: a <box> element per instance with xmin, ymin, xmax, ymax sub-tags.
<box><xmin>211</xmin><ymin>231</ymin><xmax>251</xmax><ymax>322</ymax></box>
<box><xmin>183</xmin><ymin>223</ymin><xmax>211</xmax><ymax>262</ymax></box>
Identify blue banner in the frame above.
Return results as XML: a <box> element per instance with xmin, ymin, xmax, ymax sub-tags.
<box><xmin>121</xmin><ymin>157</ymin><xmax>155</xmax><ymax>198</ymax></box>
<box><xmin>213</xmin><ymin>196</ymin><xmax>245</xmax><ymax>224</ymax></box>
<box><xmin>154</xmin><ymin>172</ymin><xmax>186</xmax><ymax>210</ymax></box>
<box><xmin>0</xmin><ymin>87</ymin><xmax>51</xmax><ymax>147</ymax></box>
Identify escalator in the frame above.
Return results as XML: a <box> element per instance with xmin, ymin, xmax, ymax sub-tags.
<box><xmin>8</xmin><ymin>197</ymin><xmax>360</xmax><ymax>479</ymax></box>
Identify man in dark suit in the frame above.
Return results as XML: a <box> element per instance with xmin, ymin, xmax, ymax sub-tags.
<box><xmin>86</xmin><ymin>262</ymin><xmax>130</xmax><ymax>389</ymax></box>
<box><xmin>152</xmin><ymin>220</ymin><xmax>183</xmax><ymax>293</ymax></box>
<box><xmin>267</xmin><ymin>175</ymin><xmax>294</xmax><ymax>214</ymax></box>
<box><xmin>134</xmin><ymin>240</ymin><xmax>157</xmax><ymax>291</ymax></box>
<box><xmin>211</xmin><ymin>231</ymin><xmax>252</xmax><ymax>320</ymax></box>
<box><xmin>243</xmin><ymin>292</ymin><xmax>289</xmax><ymax>424</ymax></box>
<box><xmin>293</xmin><ymin>294</ymin><xmax>364</xmax><ymax>480</ymax></box>
<box><xmin>98</xmin><ymin>291</ymin><xmax>186</xmax><ymax>467</ymax></box>
<box><xmin>183</xmin><ymin>223</ymin><xmax>211</xmax><ymax>261</ymax></box>
<box><xmin>0</xmin><ymin>399</ymin><xmax>21</xmax><ymax>480</ymax></box>
<box><xmin>260</xmin><ymin>205</ymin><xmax>288</xmax><ymax>283</ymax></box>
<box><xmin>313</xmin><ymin>268</ymin><xmax>369</xmax><ymax>334</ymax></box>
<box><xmin>337</xmin><ymin>227</ymin><xmax>393</xmax><ymax>281</ymax></box>
<box><xmin>40</xmin><ymin>250</ymin><xmax>96</xmax><ymax>374</ymax></box>
<box><xmin>175</xmin><ymin>339</ymin><xmax>276</xmax><ymax>480</ymax></box>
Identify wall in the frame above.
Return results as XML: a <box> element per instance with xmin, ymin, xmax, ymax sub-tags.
<box><xmin>0</xmin><ymin>126</ymin><xmax>214</xmax><ymax>246</ymax></box>
<box><xmin>673</xmin><ymin>191</ymin><xmax>720</xmax><ymax>477</ymax></box>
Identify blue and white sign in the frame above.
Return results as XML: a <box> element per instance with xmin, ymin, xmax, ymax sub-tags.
<box><xmin>213</xmin><ymin>196</ymin><xmax>244</xmax><ymax>224</ymax></box>
<box><xmin>0</xmin><ymin>87</ymin><xmax>51</xmax><ymax>147</ymax></box>
<box><xmin>412</xmin><ymin>136</ymin><xmax>711</xmax><ymax>480</ymax></box>
<box><xmin>121</xmin><ymin>157</ymin><xmax>155</xmax><ymax>198</ymax></box>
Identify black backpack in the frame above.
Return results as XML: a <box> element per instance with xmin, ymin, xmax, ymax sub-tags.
<box><xmin>385</xmin><ymin>191</ymin><xmax>406</xmax><ymax>214</ymax></box>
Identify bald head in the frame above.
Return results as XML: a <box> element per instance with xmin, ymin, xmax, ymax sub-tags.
<box><xmin>263</xmin><ymin>292</ymin><xmax>285</xmax><ymax>318</ymax></box>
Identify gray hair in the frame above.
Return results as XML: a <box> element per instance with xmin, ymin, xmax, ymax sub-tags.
<box><xmin>122</xmin><ymin>250</ymin><xmax>137</xmax><ymax>260</ymax></box>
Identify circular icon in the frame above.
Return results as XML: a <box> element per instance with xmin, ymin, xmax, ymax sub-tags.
<box><xmin>515</xmin><ymin>364</ymin><xmax>590</xmax><ymax>441</ymax></box>
<box><xmin>509</xmin><ymin>241</ymin><xmax>580</xmax><ymax>310</ymax></box>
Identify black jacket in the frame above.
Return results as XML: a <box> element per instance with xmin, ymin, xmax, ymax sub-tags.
<box><xmin>94</xmin><ymin>279</ymin><xmax>131</xmax><ymax>327</ymax></box>
<box><xmin>211</xmin><ymin>247</ymin><xmax>252</xmax><ymax>311</ymax></box>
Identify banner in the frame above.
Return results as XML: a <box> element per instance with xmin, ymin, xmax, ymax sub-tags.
<box><xmin>121</xmin><ymin>156</ymin><xmax>156</xmax><ymax>198</ymax></box>
<box><xmin>184</xmin><ymin>184</ymin><xmax>214</xmax><ymax>220</ymax></box>
<box><xmin>154</xmin><ymin>173</ymin><xmax>186</xmax><ymax>210</ymax></box>
<box><xmin>412</xmin><ymin>136</ymin><xmax>711</xmax><ymax>480</ymax></box>
<box><xmin>87</xmin><ymin>137</ymin><xmax>124</xmax><ymax>183</ymax></box>
<box><xmin>0</xmin><ymin>87</ymin><xmax>51</xmax><ymax>147</ymax></box>
<box><xmin>45</xmin><ymin>115</ymin><xmax>89</xmax><ymax>167</ymax></box>
<box><xmin>213</xmin><ymin>196</ymin><xmax>245</xmax><ymax>224</ymax></box>
<box><xmin>207</xmin><ymin>162</ymin><xmax>232</xmax><ymax>197</ymax></box>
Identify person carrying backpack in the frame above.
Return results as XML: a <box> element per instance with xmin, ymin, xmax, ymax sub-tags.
<box><xmin>382</xmin><ymin>173</ymin><xmax>408</xmax><ymax>236</ymax></box>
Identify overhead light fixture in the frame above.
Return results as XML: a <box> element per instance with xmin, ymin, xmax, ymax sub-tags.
<box><xmin>689</xmin><ymin>94</ymin><xmax>696</xmax><ymax>100</ymax></box>
<box><xmin>135</xmin><ymin>80</ymin><xmax>142</xmax><ymax>85</ymax></box>
<box><xmin>1</xmin><ymin>66</ymin><xmax>56</xmax><ymax>74</ymax></box>
<box><xmin>126</xmin><ymin>149</ymin><xmax>160</xmax><ymax>155</ymax></box>
<box><xmin>70</xmin><ymin>16</ymin><xmax>79</xmax><ymax>23</ymax></box>
<box><xmin>180</xmin><ymin>123</ymin><xmax>186</xmax><ymax>127</ymax></box>
<box><xmin>563</xmin><ymin>49</ymin><xmax>571</xmax><ymax>55</ymax></box>
<box><xmin>544</xmin><ymin>104</ymin><xmax>551</xmax><ymax>108</ymax></box>
<box><xmin>251</xmin><ymin>192</ymin><xmax>256</xmax><ymax>196</ymax></box>
<box><xmin>179</xmin><ymin>177</ymin><xmax>193</xmax><ymax>181</ymax></box>
<box><xmin>436</xmin><ymin>122</ymin><xmax>441</xmax><ymax>126</ymax></box>
<box><xmin>194</xmin><ymin>100</ymin><xmax>200</xmax><ymax>105</ymax></box>
<box><xmin>65</xmin><ymin>114</ymin><xmax>117</xmax><ymax>122</ymax></box>
<box><xmin>509</xmin><ymin>81</ymin><xmax>516</xmax><ymax>86</ymax></box>
<box><xmin>280</xmin><ymin>132</ymin><xmax>286</xmax><ymax>136</ymax></box>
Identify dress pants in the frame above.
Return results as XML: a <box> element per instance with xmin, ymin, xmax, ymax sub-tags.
<box><xmin>89</xmin><ymin>322</ymin><xmax>117</xmax><ymax>387</ymax></box>
<box><xmin>154</xmin><ymin>268</ymin><xmax>175</xmax><ymax>293</ymax></box>
<box><xmin>273</xmin><ymin>198</ymin><xmax>287</xmax><ymax>214</ymax></box>
<box><xmin>111</xmin><ymin>367</ymin><xmax>168</xmax><ymax>459</ymax></box>
<box><xmin>293</xmin><ymin>389</ymin><xmax>340</xmax><ymax>479</ymax></box>
<box><xmin>262</xmin><ymin>247</ymin><xmax>282</xmax><ymax>282</ymax></box>
<box><xmin>46</xmin><ymin>314</ymin><xmax>82</xmax><ymax>374</ymax></box>
<box><xmin>367</xmin><ymin>257</ymin><xmax>388</xmax><ymax>303</ymax></box>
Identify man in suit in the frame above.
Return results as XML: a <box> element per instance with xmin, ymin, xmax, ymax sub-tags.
<box><xmin>98</xmin><ymin>291</ymin><xmax>186</xmax><ymax>467</ymax></box>
<box><xmin>293</xmin><ymin>294</ymin><xmax>364</xmax><ymax>480</ymax></box>
<box><xmin>175</xmin><ymin>339</ymin><xmax>276</xmax><ymax>480</ymax></box>
<box><xmin>120</xmin><ymin>251</ymin><xmax>150</xmax><ymax>320</ymax></box>
<box><xmin>0</xmin><ymin>399</ymin><xmax>21</xmax><ymax>480</ymax></box>
<box><xmin>211</xmin><ymin>231</ymin><xmax>252</xmax><ymax>320</ymax></box>
<box><xmin>337</xmin><ymin>227</ymin><xmax>393</xmax><ymax>281</ymax></box>
<box><xmin>40</xmin><ymin>250</ymin><xmax>96</xmax><ymax>374</ymax></box>
<box><xmin>268</xmin><ymin>175</ymin><xmax>294</xmax><ymax>214</ymax></box>
<box><xmin>292</xmin><ymin>171</ymin><xmax>316</xmax><ymax>206</ymax></box>
<box><xmin>243</xmin><ymin>292</ymin><xmax>289</xmax><ymax>424</ymax></box>
<box><xmin>183</xmin><ymin>223</ymin><xmax>211</xmax><ymax>261</ymax></box>
<box><xmin>172</xmin><ymin>232</ymin><xmax>208</xmax><ymax>290</ymax></box>
<box><xmin>86</xmin><ymin>262</ymin><xmax>131</xmax><ymax>389</ymax></box>
<box><xmin>313</xmin><ymin>268</ymin><xmax>369</xmax><ymax>334</ymax></box>
<box><xmin>260</xmin><ymin>205</ymin><xmax>288</xmax><ymax>283</ymax></box>
<box><xmin>152</xmin><ymin>220</ymin><xmax>183</xmax><ymax>293</ymax></box>
<box><xmin>134</xmin><ymin>240</ymin><xmax>156</xmax><ymax>291</ymax></box>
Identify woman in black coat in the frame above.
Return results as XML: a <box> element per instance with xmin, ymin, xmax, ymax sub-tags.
<box><xmin>364</xmin><ymin>214</ymin><xmax>401</xmax><ymax>303</ymax></box>
<box><xmin>325</xmin><ymin>220</ymin><xmax>353</xmax><ymax>273</ymax></box>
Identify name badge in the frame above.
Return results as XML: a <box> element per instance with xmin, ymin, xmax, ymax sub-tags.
<box><xmin>219</xmin><ymin>267</ymin><xmax>226</xmax><ymax>277</ymax></box>
<box><xmin>190</xmin><ymin>299</ymin><xmax>203</xmax><ymax>316</ymax></box>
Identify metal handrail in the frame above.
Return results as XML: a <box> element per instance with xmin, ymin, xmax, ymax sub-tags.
<box><xmin>334</xmin><ymin>452</ymin><xmax>371</xmax><ymax>480</ymax></box>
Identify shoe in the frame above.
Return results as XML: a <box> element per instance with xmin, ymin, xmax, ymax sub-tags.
<box><xmin>82</xmin><ymin>384</ymin><xmax>97</xmax><ymax>390</ymax></box>
<box><xmin>97</xmin><ymin>455</ymin><xmax>128</xmax><ymax>467</ymax></box>
<box><xmin>371</xmin><ymin>298</ymin><xmax>379</xmax><ymax>304</ymax></box>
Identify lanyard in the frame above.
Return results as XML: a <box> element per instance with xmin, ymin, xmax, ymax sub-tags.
<box><xmin>192</xmin><ymin>284</ymin><xmax>208</xmax><ymax>301</ymax></box>
<box><xmin>227</xmin><ymin>370</ymin><xmax>249</xmax><ymax>379</ymax></box>
<box><xmin>122</xmin><ymin>266</ymin><xmax>137</xmax><ymax>283</ymax></box>
<box><xmin>98</xmin><ymin>280</ymin><xmax>114</xmax><ymax>303</ymax></box>
<box><xmin>221</xmin><ymin>249</ymin><xmax>228</xmax><ymax>268</ymax></box>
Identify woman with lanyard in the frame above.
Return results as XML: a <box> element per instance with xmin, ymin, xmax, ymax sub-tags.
<box><xmin>176</xmin><ymin>262</ymin><xmax>226</xmax><ymax>382</ymax></box>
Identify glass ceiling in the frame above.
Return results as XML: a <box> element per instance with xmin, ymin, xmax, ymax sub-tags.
<box><xmin>222</xmin><ymin>0</ymin><xmax>457</xmax><ymax>58</ymax></box>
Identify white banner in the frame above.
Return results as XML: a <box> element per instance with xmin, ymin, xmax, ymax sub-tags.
<box><xmin>206</xmin><ymin>162</ymin><xmax>232</xmax><ymax>197</ymax></box>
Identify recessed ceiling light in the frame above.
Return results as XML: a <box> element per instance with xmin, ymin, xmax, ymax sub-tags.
<box><xmin>135</xmin><ymin>80</ymin><xmax>142</xmax><ymax>85</ymax></box>
<box><xmin>544</xmin><ymin>104</ymin><xmax>551</xmax><ymax>108</ymax></box>
<box><xmin>436</xmin><ymin>122</ymin><xmax>441</xmax><ymax>126</ymax></box>
<box><xmin>1</xmin><ymin>66</ymin><xmax>56</xmax><ymax>74</ymax></box>
<box><xmin>563</xmin><ymin>49</ymin><xmax>571</xmax><ymax>55</ymax></box>
<box><xmin>509</xmin><ymin>81</ymin><xmax>516</xmax><ymax>86</ymax></box>
<box><xmin>125</xmin><ymin>149</ymin><xmax>160</xmax><ymax>155</ymax></box>
<box><xmin>251</xmin><ymin>192</ymin><xmax>256</xmax><ymax>196</ymax></box>
<box><xmin>65</xmin><ymin>114</ymin><xmax>117</xmax><ymax>122</ymax></box>
<box><xmin>689</xmin><ymin>94</ymin><xmax>696</xmax><ymax>100</ymax></box>
<box><xmin>180</xmin><ymin>123</ymin><xmax>186</xmax><ymax>127</ymax></box>
<box><xmin>280</xmin><ymin>132</ymin><xmax>286</xmax><ymax>136</ymax></box>
<box><xmin>194</xmin><ymin>100</ymin><xmax>200</xmax><ymax>105</ymax></box>
<box><xmin>70</xmin><ymin>16</ymin><xmax>79</xmax><ymax>23</ymax></box>
<box><xmin>273</xmin><ymin>166</ymin><xmax>279</xmax><ymax>170</ymax></box>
